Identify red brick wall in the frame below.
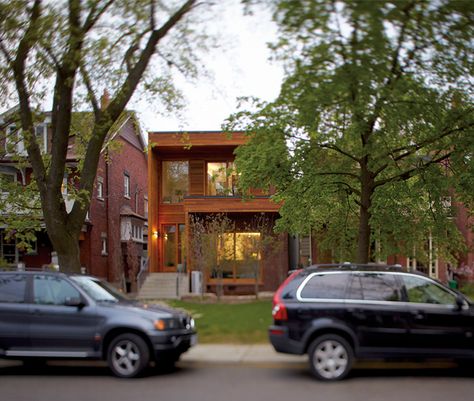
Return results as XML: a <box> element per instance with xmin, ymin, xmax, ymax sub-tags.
<box><xmin>82</xmin><ymin>118</ymin><xmax>148</xmax><ymax>282</ymax></box>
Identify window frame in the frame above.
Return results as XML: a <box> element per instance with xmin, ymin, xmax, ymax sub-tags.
<box><xmin>207</xmin><ymin>230</ymin><xmax>262</xmax><ymax>284</ymax></box>
<box><xmin>124</xmin><ymin>173</ymin><xmax>130</xmax><ymax>199</ymax></box>
<box><xmin>205</xmin><ymin>161</ymin><xmax>238</xmax><ymax>197</ymax></box>
<box><xmin>96</xmin><ymin>176</ymin><xmax>104</xmax><ymax>200</ymax></box>
<box><xmin>161</xmin><ymin>160</ymin><xmax>189</xmax><ymax>204</ymax></box>
<box><xmin>0</xmin><ymin>171</ymin><xmax>17</xmax><ymax>193</ymax></box>
<box><xmin>101</xmin><ymin>233</ymin><xmax>108</xmax><ymax>256</ymax></box>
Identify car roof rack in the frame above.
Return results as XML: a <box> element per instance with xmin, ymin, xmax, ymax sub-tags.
<box><xmin>304</xmin><ymin>263</ymin><xmax>404</xmax><ymax>272</ymax></box>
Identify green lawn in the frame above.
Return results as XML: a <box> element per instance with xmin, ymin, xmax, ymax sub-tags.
<box><xmin>166</xmin><ymin>300</ymin><xmax>273</xmax><ymax>344</ymax></box>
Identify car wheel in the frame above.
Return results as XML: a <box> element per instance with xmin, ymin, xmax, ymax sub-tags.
<box><xmin>107</xmin><ymin>333</ymin><xmax>150</xmax><ymax>378</ymax></box>
<box><xmin>308</xmin><ymin>334</ymin><xmax>353</xmax><ymax>381</ymax></box>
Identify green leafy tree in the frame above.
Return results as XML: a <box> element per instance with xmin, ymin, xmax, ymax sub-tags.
<box><xmin>227</xmin><ymin>0</ymin><xmax>474</xmax><ymax>264</ymax></box>
<box><xmin>0</xmin><ymin>0</ymin><xmax>208</xmax><ymax>272</ymax></box>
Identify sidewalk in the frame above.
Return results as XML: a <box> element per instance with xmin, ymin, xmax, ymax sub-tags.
<box><xmin>181</xmin><ymin>344</ymin><xmax>307</xmax><ymax>364</ymax></box>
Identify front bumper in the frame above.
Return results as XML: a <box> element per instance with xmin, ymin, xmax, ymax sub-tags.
<box><xmin>268</xmin><ymin>325</ymin><xmax>305</xmax><ymax>355</ymax></box>
<box><xmin>149</xmin><ymin>329</ymin><xmax>197</xmax><ymax>357</ymax></box>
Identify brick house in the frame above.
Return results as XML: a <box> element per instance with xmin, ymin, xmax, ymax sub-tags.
<box><xmin>0</xmin><ymin>110</ymin><xmax>148</xmax><ymax>291</ymax></box>
<box><xmin>146</xmin><ymin>131</ymin><xmax>289</xmax><ymax>297</ymax></box>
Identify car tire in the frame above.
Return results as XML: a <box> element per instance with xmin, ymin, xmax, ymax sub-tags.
<box><xmin>308</xmin><ymin>334</ymin><xmax>353</xmax><ymax>381</ymax></box>
<box><xmin>107</xmin><ymin>333</ymin><xmax>150</xmax><ymax>378</ymax></box>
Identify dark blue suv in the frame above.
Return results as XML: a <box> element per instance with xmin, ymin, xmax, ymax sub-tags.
<box><xmin>269</xmin><ymin>264</ymin><xmax>473</xmax><ymax>380</ymax></box>
<box><xmin>0</xmin><ymin>271</ymin><xmax>196</xmax><ymax>378</ymax></box>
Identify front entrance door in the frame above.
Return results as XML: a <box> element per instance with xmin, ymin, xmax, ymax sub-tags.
<box><xmin>162</xmin><ymin>224</ymin><xmax>185</xmax><ymax>272</ymax></box>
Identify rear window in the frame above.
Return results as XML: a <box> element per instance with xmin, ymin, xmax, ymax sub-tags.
<box><xmin>0</xmin><ymin>274</ymin><xmax>27</xmax><ymax>303</ymax></box>
<box><xmin>299</xmin><ymin>273</ymin><xmax>349</xmax><ymax>300</ymax></box>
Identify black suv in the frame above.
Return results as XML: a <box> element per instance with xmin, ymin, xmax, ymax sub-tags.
<box><xmin>0</xmin><ymin>271</ymin><xmax>196</xmax><ymax>378</ymax></box>
<box><xmin>269</xmin><ymin>264</ymin><xmax>473</xmax><ymax>380</ymax></box>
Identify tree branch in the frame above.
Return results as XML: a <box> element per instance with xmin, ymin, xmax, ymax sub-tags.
<box><xmin>79</xmin><ymin>65</ymin><xmax>99</xmax><ymax>117</ymax></box>
<box><xmin>82</xmin><ymin>0</ymin><xmax>115</xmax><ymax>32</ymax></box>
<box><xmin>73</xmin><ymin>0</ymin><xmax>198</xmax><ymax>225</ymax></box>
<box><xmin>12</xmin><ymin>0</ymin><xmax>47</xmax><ymax>191</ymax></box>
<box><xmin>319</xmin><ymin>142</ymin><xmax>360</xmax><ymax>163</ymax></box>
<box><xmin>374</xmin><ymin>151</ymin><xmax>453</xmax><ymax>189</ymax></box>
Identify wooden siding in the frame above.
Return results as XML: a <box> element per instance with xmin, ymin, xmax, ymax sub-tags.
<box><xmin>149</xmin><ymin>131</ymin><xmax>247</xmax><ymax>148</ymax></box>
<box><xmin>189</xmin><ymin>160</ymin><xmax>205</xmax><ymax>195</ymax></box>
<box><xmin>183</xmin><ymin>196</ymin><xmax>280</xmax><ymax>213</ymax></box>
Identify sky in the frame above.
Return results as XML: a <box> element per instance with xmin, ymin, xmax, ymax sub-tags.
<box><xmin>134</xmin><ymin>1</ymin><xmax>284</xmax><ymax>133</ymax></box>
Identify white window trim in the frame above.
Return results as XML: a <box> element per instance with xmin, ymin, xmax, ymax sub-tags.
<box><xmin>35</xmin><ymin>124</ymin><xmax>48</xmax><ymax>153</ymax></box>
<box><xmin>97</xmin><ymin>177</ymin><xmax>104</xmax><ymax>200</ymax></box>
<box><xmin>101</xmin><ymin>234</ymin><xmax>108</xmax><ymax>256</ymax></box>
<box><xmin>124</xmin><ymin>173</ymin><xmax>130</xmax><ymax>199</ymax></box>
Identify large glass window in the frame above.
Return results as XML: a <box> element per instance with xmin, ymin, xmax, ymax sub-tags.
<box><xmin>211</xmin><ymin>232</ymin><xmax>261</xmax><ymax>280</ymax></box>
<box><xmin>207</xmin><ymin>162</ymin><xmax>238</xmax><ymax>196</ymax></box>
<box><xmin>162</xmin><ymin>161</ymin><xmax>189</xmax><ymax>203</ymax></box>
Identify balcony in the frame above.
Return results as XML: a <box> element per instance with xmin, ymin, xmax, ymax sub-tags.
<box><xmin>183</xmin><ymin>195</ymin><xmax>280</xmax><ymax>214</ymax></box>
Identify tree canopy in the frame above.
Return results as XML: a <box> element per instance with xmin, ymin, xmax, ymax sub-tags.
<box><xmin>227</xmin><ymin>0</ymin><xmax>474</xmax><ymax>264</ymax></box>
<box><xmin>0</xmin><ymin>0</ymin><xmax>206</xmax><ymax>272</ymax></box>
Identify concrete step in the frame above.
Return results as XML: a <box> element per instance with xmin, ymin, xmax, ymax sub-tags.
<box><xmin>138</xmin><ymin>272</ymin><xmax>190</xmax><ymax>300</ymax></box>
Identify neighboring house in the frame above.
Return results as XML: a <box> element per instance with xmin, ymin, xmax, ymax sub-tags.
<box><xmin>147</xmin><ymin>131</ymin><xmax>289</xmax><ymax>296</ymax></box>
<box><xmin>292</xmin><ymin>203</ymin><xmax>474</xmax><ymax>285</ymax></box>
<box><xmin>0</xmin><ymin>110</ymin><xmax>148</xmax><ymax>291</ymax></box>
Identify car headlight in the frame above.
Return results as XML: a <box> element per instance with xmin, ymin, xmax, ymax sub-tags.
<box><xmin>154</xmin><ymin>319</ymin><xmax>167</xmax><ymax>331</ymax></box>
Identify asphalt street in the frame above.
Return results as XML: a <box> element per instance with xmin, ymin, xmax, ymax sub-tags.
<box><xmin>0</xmin><ymin>359</ymin><xmax>473</xmax><ymax>401</ymax></box>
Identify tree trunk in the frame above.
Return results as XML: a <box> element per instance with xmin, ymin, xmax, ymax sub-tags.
<box><xmin>357</xmin><ymin>163</ymin><xmax>374</xmax><ymax>264</ymax></box>
<box><xmin>53</xmin><ymin>230</ymin><xmax>82</xmax><ymax>273</ymax></box>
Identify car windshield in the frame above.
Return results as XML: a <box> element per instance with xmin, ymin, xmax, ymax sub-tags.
<box><xmin>71</xmin><ymin>276</ymin><xmax>130</xmax><ymax>303</ymax></box>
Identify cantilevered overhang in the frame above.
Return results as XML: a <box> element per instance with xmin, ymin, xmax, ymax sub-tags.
<box><xmin>148</xmin><ymin>131</ymin><xmax>248</xmax><ymax>150</ymax></box>
<box><xmin>183</xmin><ymin>196</ymin><xmax>281</xmax><ymax>214</ymax></box>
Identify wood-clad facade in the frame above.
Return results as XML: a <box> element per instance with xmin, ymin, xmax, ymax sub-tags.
<box><xmin>148</xmin><ymin>132</ymin><xmax>288</xmax><ymax>294</ymax></box>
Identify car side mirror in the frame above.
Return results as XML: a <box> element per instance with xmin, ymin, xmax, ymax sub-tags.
<box><xmin>455</xmin><ymin>294</ymin><xmax>466</xmax><ymax>311</ymax></box>
<box><xmin>64</xmin><ymin>297</ymin><xmax>85</xmax><ymax>309</ymax></box>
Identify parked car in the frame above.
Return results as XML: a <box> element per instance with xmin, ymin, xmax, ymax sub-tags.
<box><xmin>0</xmin><ymin>271</ymin><xmax>196</xmax><ymax>378</ymax></box>
<box><xmin>269</xmin><ymin>264</ymin><xmax>473</xmax><ymax>381</ymax></box>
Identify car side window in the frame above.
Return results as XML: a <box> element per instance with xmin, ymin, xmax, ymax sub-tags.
<box><xmin>34</xmin><ymin>275</ymin><xmax>81</xmax><ymax>305</ymax></box>
<box><xmin>349</xmin><ymin>273</ymin><xmax>401</xmax><ymax>302</ymax></box>
<box><xmin>300</xmin><ymin>273</ymin><xmax>349</xmax><ymax>299</ymax></box>
<box><xmin>0</xmin><ymin>274</ymin><xmax>27</xmax><ymax>303</ymax></box>
<box><xmin>402</xmin><ymin>275</ymin><xmax>456</xmax><ymax>305</ymax></box>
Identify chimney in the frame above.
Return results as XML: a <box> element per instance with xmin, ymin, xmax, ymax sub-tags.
<box><xmin>100</xmin><ymin>89</ymin><xmax>110</xmax><ymax>110</ymax></box>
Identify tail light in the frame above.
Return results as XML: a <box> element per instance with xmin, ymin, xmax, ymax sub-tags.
<box><xmin>272</xmin><ymin>269</ymin><xmax>302</xmax><ymax>321</ymax></box>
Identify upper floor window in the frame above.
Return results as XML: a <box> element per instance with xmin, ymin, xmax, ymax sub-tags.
<box><xmin>162</xmin><ymin>161</ymin><xmax>188</xmax><ymax>204</ymax></box>
<box><xmin>5</xmin><ymin>124</ymin><xmax>47</xmax><ymax>155</ymax></box>
<box><xmin>144</xmin><ymin>196</ymin><xmax>148</xmax><ymax>218</ymax></box>
<box><xmin>207</xmin><ymin>162</ymin><xmax>238</xmax><ymax>196</ymax></box>
<box><xmin>101</xmin><ymin>233</ymin><xmax>108</xmax><ymax>256</ymax></box>
<box><xmin>5</xmin><ymin>125</ymin><xmax>25</xmax><ymax>155</ymax></box>
<box><xmin>97</xmin><ymin>176</ymin><xmax>104</xmax><ymax>200</ymax></box>
<box><xmin>124</xmin><ymin>173</ymin><xmax>130</xmax><ymax>198</ymax></box>
<box><xmin>35</xmin><ymin>124</ymin><xmax>48</xmax><ymax>152</ymax></box>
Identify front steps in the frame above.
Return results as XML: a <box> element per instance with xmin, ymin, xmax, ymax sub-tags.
<box><xmin>137</xmin><ymin>272</ymin><xmax>190</xmax><ymax>300</ymax></box>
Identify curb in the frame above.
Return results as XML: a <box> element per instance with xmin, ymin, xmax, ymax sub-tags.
<box><xmin>181</xmin><ymin>344</ymin><xmax>307</xmax><ymax>364</ymax></box>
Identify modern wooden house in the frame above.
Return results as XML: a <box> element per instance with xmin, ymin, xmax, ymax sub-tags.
<box><xmin>146</xmin><ymin>131</ymin><xmax>289</xmax><ymax>296</ymax></box>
